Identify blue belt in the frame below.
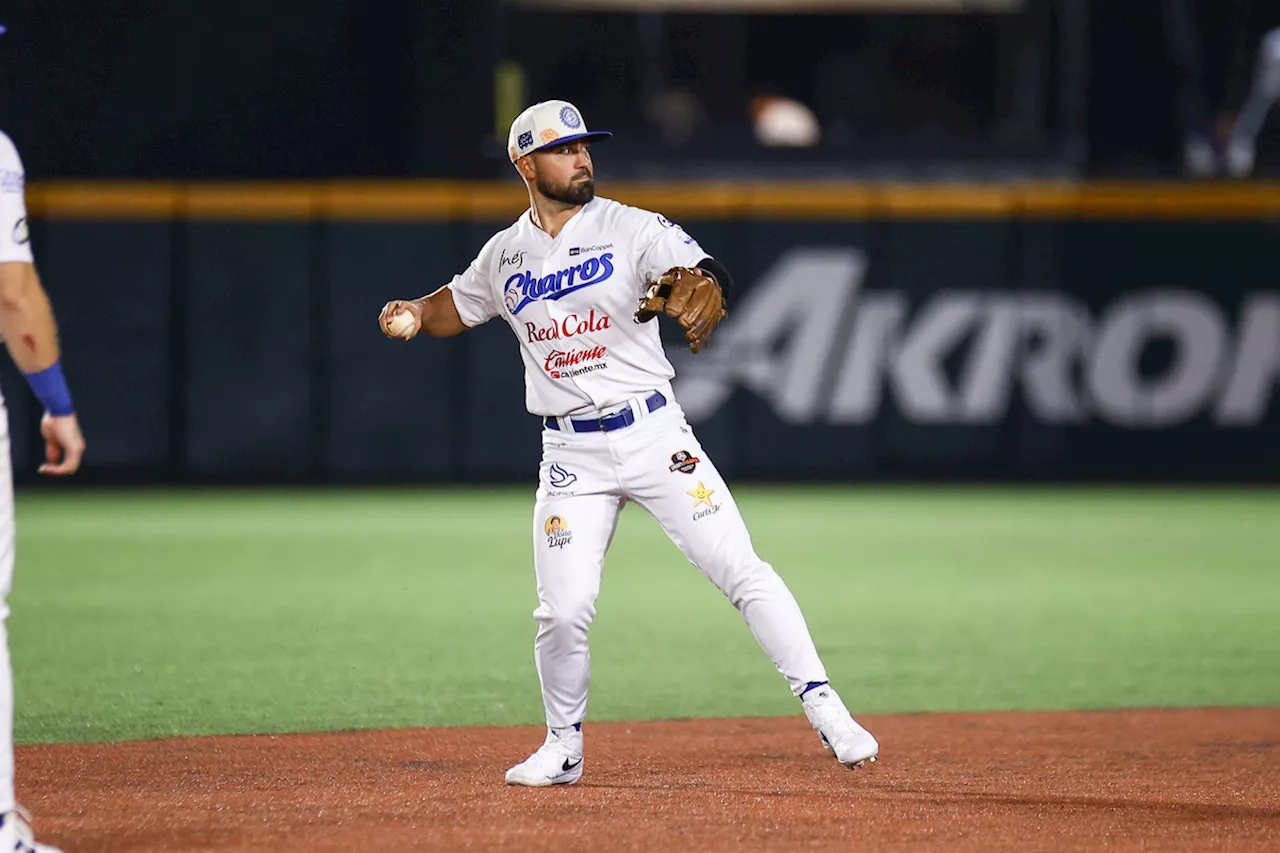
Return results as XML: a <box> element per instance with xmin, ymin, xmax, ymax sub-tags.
<box><xmin>545</xmin><ymin>392</ymin><xmax>667</xmax><ymax>433</ymax></box>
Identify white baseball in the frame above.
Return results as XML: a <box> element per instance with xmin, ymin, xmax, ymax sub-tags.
<box><xmin>386</xmin><ymin>310</ymin><xmax>416</xmax><ymax>339</ymax></box>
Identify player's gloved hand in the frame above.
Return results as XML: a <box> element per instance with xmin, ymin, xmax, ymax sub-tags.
<box><xmin>635</xmin><ymin>266</ymin><xmax>727</xmax><ymax>354</ymax></box>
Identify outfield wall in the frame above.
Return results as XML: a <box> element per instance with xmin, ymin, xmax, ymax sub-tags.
<box><xmin>14</xmin><ymin>181</ymin><xmax>1280</xmax><ymax>483</ymax></box>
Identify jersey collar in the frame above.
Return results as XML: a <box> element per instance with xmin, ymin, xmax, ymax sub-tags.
<box><xmin>525</xmin><ymin>197</ymin><xmax>596</xmax><ymax>243</ymax></box>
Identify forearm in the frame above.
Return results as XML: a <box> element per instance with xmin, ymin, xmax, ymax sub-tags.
<box><xmin>0</xmin><ymin>262</ymin><xmax>60</xmax><ymax>372</ymax></box>
<box><xmin>697</xmin><ymin>256</ymin><xmax>734</xmax><ymax>304</ymax></box>
<box><xmin>412</xmin><ymin>286</ymin><xmax>469</xmax><ymax>338</ymax></box>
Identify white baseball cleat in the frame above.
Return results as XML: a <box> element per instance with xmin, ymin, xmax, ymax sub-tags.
<box><xmin>505</xmin><ymin>727</ymin><xmax>584</xmax><ymax>787</ymax></box>
<box><xmin>0</xmin><ymin>806</ymin><xmax>64</xmax><ymax>853</ymax></box>
<box><xmin>802</xmin><ymin>684</ymin><xmax>879</xmax><ymax>769</ymax></box>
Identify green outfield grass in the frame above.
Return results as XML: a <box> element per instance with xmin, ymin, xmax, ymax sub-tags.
<box><xmin>8</xmin><ymin>487</ymin><xmax>1279</xmax><ymax>745</ymax></box>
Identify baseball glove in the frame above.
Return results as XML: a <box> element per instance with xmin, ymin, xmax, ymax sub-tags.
<box><xmin>635</xmin><ymin>266</ymin><xmax>727</xmax><ymax>354</ymax></box>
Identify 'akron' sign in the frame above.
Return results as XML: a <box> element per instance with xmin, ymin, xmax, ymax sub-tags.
<box><xmin>673</xmin><ymin>248</ymin><xmax>1279</xmax><ymax>429</ymax></box>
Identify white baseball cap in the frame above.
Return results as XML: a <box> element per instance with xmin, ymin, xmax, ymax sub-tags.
<box><xmin>507</xmin><ymin>100</ymin><xmax>612</xmax><ymax>162</ymax></box>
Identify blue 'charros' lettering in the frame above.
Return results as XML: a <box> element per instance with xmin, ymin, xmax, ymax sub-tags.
<box><xmin>505</xmin><ymin>252</ymin><xmax>615</xmax><ymax>315</ymax></box>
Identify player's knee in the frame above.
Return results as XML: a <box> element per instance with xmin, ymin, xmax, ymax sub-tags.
<box><xmin>715</xmin><ymin>558</ymin><xmax>781</xmax><ymax>608</ymax></box>
<box><xmin>534</xmin><ymin>595</ymin><xmax>597</xmax><ymax>633</ymax></box>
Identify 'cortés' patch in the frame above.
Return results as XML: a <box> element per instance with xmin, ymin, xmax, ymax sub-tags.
<box><xmin>669</xmin><ymin>450</ymin><xmax>699</xmax><ymax>474</ymax></box>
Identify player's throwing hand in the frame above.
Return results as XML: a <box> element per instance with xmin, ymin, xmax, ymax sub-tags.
<box><xmin>378</xmin><ymin>300</ymin><xmax>423</xmax><ymax>340</ymax></box>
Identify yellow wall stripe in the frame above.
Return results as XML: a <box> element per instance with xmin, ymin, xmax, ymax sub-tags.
<box><xmin>184</xmin><ymin>183</ymin><xmax>319</xmax><ymax>219</ymax></box>
<box><xmin>24</xmin><ymin>180</ymin><xmax>1280</xmax><ymax>221</ymax></box>
<box><xmin>28</xmin><ymin>183</ymin><xmax>182</xmax><ymax>219</ymax></box>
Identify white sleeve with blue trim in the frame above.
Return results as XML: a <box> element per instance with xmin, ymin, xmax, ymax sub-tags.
<box><xmin>632</xmin><ymin>208</ymin><xmax>707</xmax><ymax>287</ymax></box>
<box><xmin>0</xmin><ymin>132</ymin><xmax>34</xmax><ymax>264</ymax></box>
<box><xmin>447</xmin><ymin>233</ymin><xmax>502</xmax><ymax>328</ymax></box>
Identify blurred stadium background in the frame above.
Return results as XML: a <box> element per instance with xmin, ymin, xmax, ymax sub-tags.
<box><xmin>3</xmin><ymin>7</ymin><xmax>1280</xmax><ymax>852</ymax></box>
<box><xmin>1</xmin><ymin>0</ymin><xmax>1278</xmax><ymax>487</ymax></box>
<box><xmin>0</xmin><ymin>0</ymin><xmax>1277</xmax><ymax>828</ymax></box>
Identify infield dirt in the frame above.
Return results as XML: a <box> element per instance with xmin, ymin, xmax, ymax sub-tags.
<box><xmin>16</xmin><ymin>707</ymin><xmax>1280</xmax><ymax>852</ymax></box>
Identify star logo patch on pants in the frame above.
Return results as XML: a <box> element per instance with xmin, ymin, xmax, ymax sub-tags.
<box><xmin>687</xmin><ymin>482</ymin><xmax>716</xmax><ymax>508</ymax></box>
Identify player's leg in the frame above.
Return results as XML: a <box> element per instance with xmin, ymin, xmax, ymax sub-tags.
<box><xmin>531</xmin><ymin>489</ymin><xmax>625</xmax><ymax>731</ymax></box>
<box><xmin>507</xmin><ymin>438</ymin><xmax>624</xmax><ymax>786</ymax></box>
<box><xmin>0</xmin><ymin>413</ymin><xmax>59</xmax><ymax>850</ymax></box>
<box><xmin>0</xmin><ymin>413</ymin><xmax>15</xmax><ymax>816</ymax></box>
<box><xmin>618</xmin><ymin>405</ymin><xmax>878</xmax><ymax>768</ymax></box>
<box><xmin>0</xmin><ymin>411</ymin><xmax>64</xmax><ymax>851</ymax></box>
<box><xmin>618</xmin><ymin>407</ymin><xmax>826</xmax><ymax>692</ymax></box>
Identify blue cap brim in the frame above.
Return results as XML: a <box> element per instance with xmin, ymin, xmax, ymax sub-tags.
<box><xmin>528</xmin><ymin>131</ymin><xmax>612</xmax><ymax>155</ymax></box>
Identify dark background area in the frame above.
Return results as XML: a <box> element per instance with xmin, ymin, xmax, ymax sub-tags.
<box><xmin>2</xmin><ymin>1</ymin><xmax>1279</xmax><ymax>180</ymax></box>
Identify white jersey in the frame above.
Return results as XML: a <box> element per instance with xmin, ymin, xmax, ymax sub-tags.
<box><xmin>448</xmin><ymin>196</ymin><xmax>707</xmax><ymax>417</ymax></box>
<box><xmin>0</xmin><ymin>132</ymin><xmax>33</xmax><ymax>265</ymax></box>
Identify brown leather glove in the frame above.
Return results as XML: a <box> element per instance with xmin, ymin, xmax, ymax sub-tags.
<box><xmin>635</xmin><ymin>266</ymin><xmax>728</xmax><ymax>354</ymax></box>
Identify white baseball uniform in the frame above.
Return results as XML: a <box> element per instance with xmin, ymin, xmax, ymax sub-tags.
<box><xmin>448</xmin><ymin>197</ymin><xmax>829</xmax><ymax>728</ymax></box>
<box><xmin>0</xmin><ymin>130</ymin><xmax>33</xmax><ymax>814</ymax></box>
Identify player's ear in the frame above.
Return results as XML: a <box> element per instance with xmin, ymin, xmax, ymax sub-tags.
<box><xmin>515</xmin><ymin>155</ymin><xmax>535</xmax><ymax>181</ymax></box>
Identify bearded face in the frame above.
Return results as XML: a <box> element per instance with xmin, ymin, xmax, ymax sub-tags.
<box><xmin>535</xmin><ymin>169</ymin><xmax>595</xmax><ymax>205</ymax></box>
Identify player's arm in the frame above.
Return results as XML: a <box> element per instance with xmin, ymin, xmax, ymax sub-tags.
<box><xmin>379</xmin><ymin>285</ymin><xmax>469</xmax><ymax>340</ymax></box>
<box><xmin>0</xmin><ymin>131</ymin><xmax>85</xmax><ymax>475</ymax></box>
<box><xmin>379</xmin><ymin>237</ymin><xmax>505</xmax><ymax>341</ymax></box>
<box><xmin>0</xmin><ymin>262</ymin><xmax>58</xmax><ymax>367</ymax></box>
<box><xmin>634</xmin><ymin>211</ymin><xmax>734</xmax><ymax>299</ymax></box>
<box><xmin>0</xmin><ymin>261</ymin><xmax>86</xmax><ymax>475</ymax></box>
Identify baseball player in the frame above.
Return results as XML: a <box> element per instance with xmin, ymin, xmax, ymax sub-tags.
<box><xmin>379</xmin><ymin>100</ymin><xmax>877</xmax><ymax>786</ymax></box>
<box><xmin>0</xmin><ymin>97</ymin><xmax>85</xmax><ymax>853</ymax></box>
<box><xmin>0</xmin><ymin>29</ymin><xmax>86</xmax><ymax>845</ymax></box>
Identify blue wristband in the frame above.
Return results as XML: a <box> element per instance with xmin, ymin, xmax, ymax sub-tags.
<box><xmin>23</xmin><ymin>362</ymin><xmax>75</xmax><ymax>416</ymax></box>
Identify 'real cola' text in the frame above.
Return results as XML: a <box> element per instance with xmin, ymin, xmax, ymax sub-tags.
<box><xmin>526</xmin><ymin>310</ymin><xmax>612</xmax><ymax>343</ymax></box>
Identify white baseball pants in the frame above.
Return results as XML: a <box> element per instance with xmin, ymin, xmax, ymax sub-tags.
<box><xmin>530</xmin><ymin>395</ymin><xmax>828</xmax><ymax>729</ymax></box>
<box><xmin>0</xmin><ymin>405</ymin><xmax>15</xmax><ymax>813</ymax></box>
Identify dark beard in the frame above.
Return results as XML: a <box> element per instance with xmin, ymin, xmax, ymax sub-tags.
<box><xmin>536</xmin><ymin>173</ymin><xmax>595</xmax><ymax>205</ymax></box>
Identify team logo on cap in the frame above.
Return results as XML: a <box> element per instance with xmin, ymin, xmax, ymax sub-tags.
<box><xmin>518</xmin><ymin>131</ymin><xmax>534</xmax><ymax>150</ymax></box>
<box><xmin>560</xmin><ymin>106</ymin><xmax>581</xmax><ymax>129</ymax></box>
<box><xmin>540</xmin><ymin>128</ymin><xmax>560</xmax><ymax>144</ymax></box>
